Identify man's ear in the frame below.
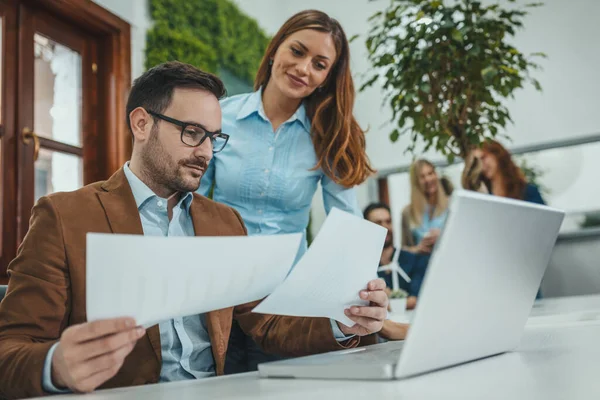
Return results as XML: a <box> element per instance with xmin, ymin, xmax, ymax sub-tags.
<box><xmin>129</xmin><ymin>107</ymin><xmax>153</xmax><ymax>143</ymax></box>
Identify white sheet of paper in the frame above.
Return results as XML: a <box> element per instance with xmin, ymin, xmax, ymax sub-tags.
<box><xmin>86</xmin><ymin>232</ymin><xmax>302</xmax><ymax>327</ymax></box>
<box><xmin>252</xmin><ymin>208</ymin><xmax>387</xmax><ymax>327</ymax></box>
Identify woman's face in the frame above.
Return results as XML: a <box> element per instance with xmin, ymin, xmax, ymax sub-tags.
<box><xmin>474</xmin><ymin>149</ymin><xmax>498</xmax><ymax>180</ymax></box>
<box><xmin>268</xmin><ymin>29</ymin><xmax>337</xmax><ymax>100</ymax></box>
<box><xmin>418</xmin><ymin>164</ymin><xmax>439</xmax><ymax>197</ymax></box>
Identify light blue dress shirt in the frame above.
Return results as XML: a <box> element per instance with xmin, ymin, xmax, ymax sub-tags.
<box><xmin>198</xmin><ymin>89</ymin><xmax>361</xmax><ymax>262</ymax></box>
<box><xmin>43</xmin><ymin>162</ymin><xmax>348</xmax><ymax>392</ymax></box>
<box><xmin>412</xmin><ymin>206</ymin><xmax>449</xmax><ymax>245</ymax></box>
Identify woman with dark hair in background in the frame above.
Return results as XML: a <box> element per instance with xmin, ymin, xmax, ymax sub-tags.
<box><xmin>473</xmin><ymin>140</ymin><xmax>545</xmax><ymax>204</ymax></box>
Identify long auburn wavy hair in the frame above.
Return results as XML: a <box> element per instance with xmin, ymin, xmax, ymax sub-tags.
<box><xmin>481</xmin><ymin>140</ymin><xmax>527</xmax><ymax>200</ymax></box>
<box><xmin>254</xmin><ymin>10</ymin><xmax>375</xmax><ymax>187</ymax></box>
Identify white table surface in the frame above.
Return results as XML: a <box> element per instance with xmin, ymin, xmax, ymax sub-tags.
<box><xmin>38</xmin><ymin>295</ymin><xmax>600</xmax><ymax>400</ymax></box>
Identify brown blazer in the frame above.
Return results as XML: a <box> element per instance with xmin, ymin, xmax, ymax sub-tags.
<box><xmin>0</xmin><ymin>169</ymin><xmax>368</xmax><ymax>399</ymax></box>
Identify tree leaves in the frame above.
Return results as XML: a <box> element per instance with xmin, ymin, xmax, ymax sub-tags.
<box><xmin>146</xmin><ymin>0</ymin><xmax>269</xmax><ymax>83</ymax></box>
<box><xmin>361</xmin><ymin>0</ymin><xmax>546</xmax><ymax>161</ymax></box>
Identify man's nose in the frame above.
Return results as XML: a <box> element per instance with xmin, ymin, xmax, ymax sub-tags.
<box><xmin>193</xmin><ymin>139</ymin><xmax>213</xmax><ymax>163</ymax></box>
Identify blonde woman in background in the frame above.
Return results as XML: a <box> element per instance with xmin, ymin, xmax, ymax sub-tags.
<box><xmin>401</xmin><ymin>159</ymin><xmax>450</xmax><ymax>254</ymax></box>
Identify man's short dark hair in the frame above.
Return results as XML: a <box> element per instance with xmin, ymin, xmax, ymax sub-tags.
<box><xmin>126</xmin><ymin>61</ymin><xmax>227</xmax><ymax>133</ymax></box>
<box><xmin>363</xmin><ymin>202</ymin><xmax>391</xmax><ymax>220</ymax></box>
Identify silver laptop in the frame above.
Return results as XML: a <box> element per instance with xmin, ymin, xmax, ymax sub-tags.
<box><xmin>258</xmin><ymin>190</ymin><xmax>565</xmax><ymax>380</ymax></box>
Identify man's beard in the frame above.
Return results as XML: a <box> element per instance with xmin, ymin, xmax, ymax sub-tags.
<box><xmin>141</xmin><ymin>128</ymin><xmax>208</xmax><ymax>193</ymax></box>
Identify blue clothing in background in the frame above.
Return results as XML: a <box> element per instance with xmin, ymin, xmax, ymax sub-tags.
<box><xmin>411</xmin><ymin>206</ymin><xmax>448</xmax><ymax>245</ymax></box>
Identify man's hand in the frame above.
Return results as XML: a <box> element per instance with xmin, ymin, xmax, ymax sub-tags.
<box><xmin>419</xmin><ymin>228</ymin><xmax>441</xmax><ymax>253</ymax></box>
<box><xmin>337</xmin><ymin>279</ymin><xmax>389</xmax><ymax>336</ymax></box>
<box><xmin>415</xmin><ymin>240</ymin><xmax>433</xmax><ymax>254</ymax></box>
<box><xmin>407</xmin><ymin>296</ymin><xmax>417</xmax><ymax>310</ymax></box>
<box><xmin>379</xmin><ymin>320</ymin><xmax>409</xmax><ymax>341</ymax></box>
<box><xmin>51</xmin><ymin>317</ymin><xmax>145</xmax><ymax>393</ymax></box>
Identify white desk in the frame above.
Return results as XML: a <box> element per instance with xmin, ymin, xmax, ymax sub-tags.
<box><xmin>41</xmin><ymin>295</ymin><xmax>600</xmax><ymax>400</ymax></box>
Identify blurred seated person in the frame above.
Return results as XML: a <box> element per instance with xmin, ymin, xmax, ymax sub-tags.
<box><xmin>363</xmin><ymin>203</ymin><xmax>418</xmax><ymax>310</ymax></box>
<box><xmin>472</xmin><ymin>140</ymin><xmax>545</xmax><ymax>204</ymax></box>
<box><xmin>401</xmin><ymin>159</ymin><xmax>449</xmax><ymax>255</ymax></box>
<box><xmin>362</xmin><ymin>203</ymin><xmax>411</xmax><ymax>340</ymax></box>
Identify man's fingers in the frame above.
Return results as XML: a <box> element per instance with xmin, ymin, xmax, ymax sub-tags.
<box><xmin>78</xmin><ymin>326</ymin><xmax>145</xmax><ymax>361</ymax></box>
<box><xmin>359</xmin><ymin>290</ymin><xmax>389</xmax><ymax>307</ymax></box>
<box><xmin>67</xmin><ymin>318</ymin><xmax>137</xmax><ymax>343</ymax></box>
<box><xmin>71</xmin><ymin>341</ymin><xmax>136</xmax><ymax>385</ymax></box>
<box><xmin>347</xmin><ymin>305</ymin><xmax>387</xmax><ymax>321</ymax></box>
<box><xmin>367</xmin><ymin>279</ymin><xmax>386</xmax><ymax>291</ymax></box>
<box><xmin>343</xmin><ymin>311</ymin><xmax>383</xmax><ymax>333</ymax></box>
<box><xmin>72</xmin><ymin>356</ymin><xmax>127</xmax><ymax>393</ymax></box>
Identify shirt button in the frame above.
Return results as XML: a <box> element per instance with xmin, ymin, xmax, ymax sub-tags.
<box><xmin>157</xmin><ymin>200</ymin><xmax>163</xmax><ymax>207</ymax></box>
<box><xmin>269</xmin><ymin>146</ymin><xmax>274</xmax><ymax>151</ymax></box>
<box><xmin>264</xmin><ymin>169</ymin><xmax>269</xmax><ymax>174</ymax></box>
<box><xmin>260</xmin><ymin>192</ymin><xmax>265</xmax><ymax>197</ymax></box>
<box><xmin>257</xmin><ymin>210</ymin><xmax>263</xmax><ymax>215</ymax></box>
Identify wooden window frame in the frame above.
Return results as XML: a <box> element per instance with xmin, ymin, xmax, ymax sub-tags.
<box><xmin>0</xmin><ymin>0</ymin><xmax>132</xmax><ymax>283</ymax></box>
<box><xmin>24</xmin><ymin>0</ymin><xmax>132</xmax><ymax>182</ymax></box>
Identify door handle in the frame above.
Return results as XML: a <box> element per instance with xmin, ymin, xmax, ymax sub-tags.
<box><xmin>22</xmin><ymin>127</ymin><xmax>40</xmax><ymax>161</ymax></box>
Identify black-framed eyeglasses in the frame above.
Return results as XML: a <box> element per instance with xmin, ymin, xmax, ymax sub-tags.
<box><xmin>146</xmin><ymin>109</ymin><xmax>230</xmax><ymax>153</ymax></box>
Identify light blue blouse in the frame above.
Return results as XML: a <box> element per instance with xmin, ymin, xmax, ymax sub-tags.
<box><xmin>411</xmin><ymin>206</ymin><xmax>449</xmax><ymax>245</ymax></box>
<box><xmin>197</xmin><ymin>89</ymin><xmax>360</xmax><ymax>259</ymax></box>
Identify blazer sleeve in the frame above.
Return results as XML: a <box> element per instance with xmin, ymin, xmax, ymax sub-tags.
<box><xmin>0</xmin><ymin>196</ymin><xmax>71</xmax><ymax>400</ymax></box>
<box><xmin>233</xmin><ymin>301</ymin><xmax>377</xmax><ymax>356</ymax></box>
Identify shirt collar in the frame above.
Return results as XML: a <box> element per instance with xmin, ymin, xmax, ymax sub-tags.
<box><xmin>123</xmin><ymin>162</ymin><xmax>193</xmax><ymax>212</ymax></box>
<box><xmin>236</xmin><ymin>88</ymin><xmax>312</xmax><ymax>133</ymax></box>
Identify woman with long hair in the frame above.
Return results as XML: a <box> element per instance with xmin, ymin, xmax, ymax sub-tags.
<box><xmin>400</xmin><ymin>159</ymin><xmax>450</xmax><ymax>254</ymax></box>
<box><xmin>473</xmin><ymin>140</ymin><xmax>545</xmax><ymax>204</ymax></box>
<box><xmin>198</xmin><ymin>10</ymin><xmax>405</xmax><ymax>373</ymax></box>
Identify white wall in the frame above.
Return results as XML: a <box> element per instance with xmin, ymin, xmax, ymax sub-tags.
<box><xmin>543</xmin><ymin>235</ymin><xmax>600</xmax><ymax>297</ymax></box>
<box><xmin>92</xmin><ymin>0</ymin><xmax>152</xmax><ymax>81</ymax></box>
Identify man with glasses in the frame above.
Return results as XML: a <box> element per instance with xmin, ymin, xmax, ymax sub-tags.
<box><xmin>0</xmin><ymin>61</ymin><xmax>388</xmax><ymax>399</ymax></box>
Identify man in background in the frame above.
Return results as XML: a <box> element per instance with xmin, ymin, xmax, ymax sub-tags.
<box><xmin>363</xmin><ymin>203</ymin><xmax>419</xmax><ymax>309</ymax></box>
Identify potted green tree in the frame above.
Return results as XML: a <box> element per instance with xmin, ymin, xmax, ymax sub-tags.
<box><xmin>361</xmin><ymin>0</ymin><xmax>545</xmax><ymax>166</ymax></box>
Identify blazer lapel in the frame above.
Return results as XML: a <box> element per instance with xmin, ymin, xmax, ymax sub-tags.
<box><xmin>189</xmin><ymin>195</ymin><xmax>218</xmax><ymax>236</ymax></box>
<box><xmin>190</xmin><ymin>196</ymin><xmax>233</xmax><ymax>374</ymax></box>
<box><xmin>206</xmin><ymin>309</ymin><xmax>232</xmax><ymax>375</ymax></box>
<box><xmin>97</xmin><ymin>169</ymin><xmax>144</xmax><ymax>236</ymax></box>
<box><xmin>96</xmin><ymin>168</ymin><xmax>162</xmax><ymax>364</ymax></box>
